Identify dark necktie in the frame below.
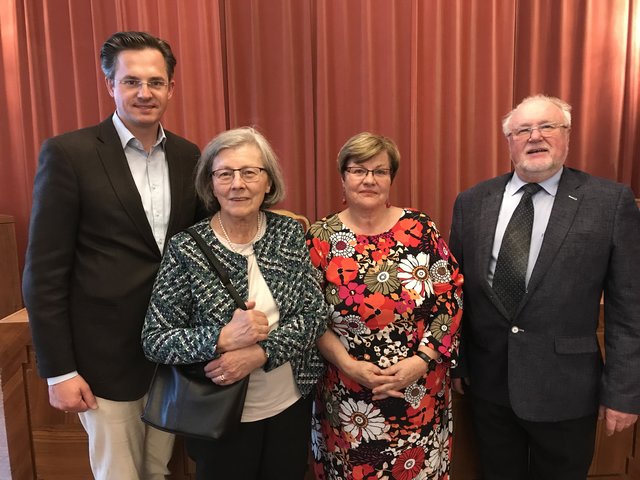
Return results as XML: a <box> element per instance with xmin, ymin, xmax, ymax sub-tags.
<box><xmin>493</xmin><ymin>183</ymin><xmax>542</xmax><ymax>317</ymax></box>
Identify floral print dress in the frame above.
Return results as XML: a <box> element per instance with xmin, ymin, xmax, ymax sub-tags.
<box><xmin>306</xmin><ymin>209</ymin><xmax>463</xmax><ymax>480</ymax></box>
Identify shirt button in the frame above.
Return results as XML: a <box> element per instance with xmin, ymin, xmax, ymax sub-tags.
<box><xmin>511</xmin><ymin>326</ymin><xmax>520</xmax><ymax>334</ymax></box>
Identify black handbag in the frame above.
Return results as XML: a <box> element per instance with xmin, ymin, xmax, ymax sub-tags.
<box><xmin>141</xmin><ymin>227</ymin><xmax>250</xmax><ymax>440</ymax></box>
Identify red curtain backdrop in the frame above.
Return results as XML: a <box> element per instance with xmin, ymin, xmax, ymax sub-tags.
<box><xmin>224</xmin><ymin>0</ymin><xmax>318</xmax><ymax>216</ymax></box>
<box><xmin>514</xmin><ymin>0</ymin><xmax>638</xmax><ymax>182</ymax></box>
<box><xmin>1</xmin><ymin>0</ymin><xmax>639</xmax><ymax>273</ymax></box>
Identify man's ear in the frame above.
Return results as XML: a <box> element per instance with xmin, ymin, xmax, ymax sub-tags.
<box><xmin>105</xmin><ymin>77</ymin><xmax>115</xmax><ymax>98</ymax></box>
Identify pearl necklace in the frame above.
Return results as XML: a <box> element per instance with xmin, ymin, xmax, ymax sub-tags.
<box><xmin>217</xmin><ymin>212</ymin><xmax>263</xmax><ymax>254</ymax></box>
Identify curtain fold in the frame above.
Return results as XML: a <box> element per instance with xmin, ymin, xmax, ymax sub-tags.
<box><xmin>223</xmin><ymin>0</ymin><xmax>317</xmax><ymax>215</ymax></box>
<box><xmin>513</xmin><ymin>0</ymin><xmax>636</xmax><ymax>181</ymax></box>
<box><xmin>620</xmin><ymin>0</ymin><xmax>640</xmax><ymax>188</ymax></box>
<box><xmin>1</xmin><ymin>0</ymin><xmax>638</xmax><ymax>272</ymax></box>
<box><xmin>412</xmin><ymin>0</ymin><xmax>517</xmax><ymax>236</ymax></box>
<box><xmin>314</xmin><ymin>0</ymin><xmax>415</xmax><ymax>220</ymax></box>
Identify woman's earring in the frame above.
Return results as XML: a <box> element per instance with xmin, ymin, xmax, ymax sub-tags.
<box><xmin>385</xmin><ymin>199</ymin><xmax>391</xmax><ymax>208</ymax></box>
<box><xmin>342</xmin><ymin>190</ymin><xmax>347</xmax><ymax>205</ymax></box>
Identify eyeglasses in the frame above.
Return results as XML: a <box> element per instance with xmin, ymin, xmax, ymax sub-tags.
<box><xmin>211</xmin><ymin>167</ymin><xmax>266</xmax><ymax>184</ymax></box>
<box><xmin>344</xmin><ymin>167</ymin><xmax>391</xmax><ymax>179</ymax></box>
<box><xmin>118</xmin><ymin>79</ymin><xmax>169</xmax><ymax>91</ymax></box>
<box><xmin>508</xmin><ymin>123</ymin><xmax>569</xmax><ymax>139</ymax></box>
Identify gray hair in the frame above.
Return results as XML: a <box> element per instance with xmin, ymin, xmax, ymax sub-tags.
<box><xmin>100</xmin><ymin>31</ymin><xmax>176</xmax><ymax>81</ymax></box>
<box><xmin>502</xmin><ymin>94</ymin><xmax>572</xmax><ymax>136</ymax></box>
<box><xmin>195</xmin><ymin>127</ymin><xmax>286</xmax><ymax>213</ymax></box>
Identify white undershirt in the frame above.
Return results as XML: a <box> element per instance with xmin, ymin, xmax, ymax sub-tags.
<box><xmin>214</xmin><ymin>216</ymin><xmax>301</xmax><ymax>422</ymax></box>
<box><xmin>112</xmin><ymin>112</ymin><xmax>171</xmax><ymax>251</ymax></box>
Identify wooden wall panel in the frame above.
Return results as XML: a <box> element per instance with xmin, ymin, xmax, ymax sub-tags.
<box><xmin>0</xmin><ymin>309</ymin><xmax>36</xmax><ymax>479</ymax></box>
<box><xmin>629</xmin><ymin>436</ymin><xmax>640</xmax><ymax>479</ymax></box>
<box><xmin>451</xmin><ymin>392</ymin><xmax>482</xmax><ymax>479</ymax></box>
<box><xmin>24</xmin><ymin>345</ymin><xmax>91</xmax><ymax>479</ymax></box>
<box><xmin>0</xmin><ymin>309</ymin><xmax>197</xmax><ymax>480</ymax></box>
<box><xmin>0</xmin><ymin>215</ymin><xmax>22</xmax><ymax>319</ymax></box>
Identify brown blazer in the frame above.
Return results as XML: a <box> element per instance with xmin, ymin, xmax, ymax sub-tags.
<box><xmin>23</xmin><ymin>117</ymin><xmax>201</xmax><ymax>401</ymax></box>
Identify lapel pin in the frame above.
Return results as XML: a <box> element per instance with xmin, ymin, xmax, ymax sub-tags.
<box><xmin>568</xmin><ymin>195</ymin><xmax>577</xmax><ymax>200</ymax></box>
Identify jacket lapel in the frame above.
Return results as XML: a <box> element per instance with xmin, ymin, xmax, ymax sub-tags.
<box><xmin>479</xmin><ymin>174</ymin><xmax>512</xmax><ymax>317</ymax></box>
<box><xmin>95</xmin><ymin>118</ymin><xmax>161</xmax><ymax>256</ymax></box>
<box><xmin>164</xmin><ymin>134</ymin><xmax>187</xmax><ymax>251</ymax></box>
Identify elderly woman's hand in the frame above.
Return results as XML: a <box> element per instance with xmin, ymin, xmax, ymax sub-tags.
<box><xmin>342</xmin><ymin>359</ymin><xmax>397</xmax><ymax>391</ymax></box>
<box><xmin>204</xmin><ymin>343</ymin><xmax>268</xmax><ymax>385</ymax></box>
<box><xmin>217</xmin><ymin>300</ymin><xmax>269</xmax><ymax>353</ymax></box>
<box><xmin>371</xmin><ymin>354</ymin><xmax>432</xmax><ymax>400</ymax></box>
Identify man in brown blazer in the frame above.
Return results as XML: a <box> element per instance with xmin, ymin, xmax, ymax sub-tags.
<box><xmin>23</xmin><ymin>31</ymin><xmax>201</xmax><ymax>479</ymax></box>
<box><xmin>450</xmin><ymin>94</ymin><xmax>640</xmax><ymax>479</ymax></box>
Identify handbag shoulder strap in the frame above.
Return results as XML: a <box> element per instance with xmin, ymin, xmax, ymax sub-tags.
<box><xmin>184</xmin><ymin>227</ymin><xmax>247</xmax><ymax>311</ymax></box>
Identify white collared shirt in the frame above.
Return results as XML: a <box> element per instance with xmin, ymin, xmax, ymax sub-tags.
<box><xmin>112</xmin><ymin>112</ymin><xmax>171</xmax><ymax>252</ymax></box>
<box><xmin>488</xmin><ymin>168</ymin><xmax>562</xmax><ymax>287</ymax></box>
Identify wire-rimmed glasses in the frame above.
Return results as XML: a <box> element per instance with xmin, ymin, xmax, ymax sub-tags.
<box><xmin>211</xmin><ymin>167</ymin><xmax>266</xmax><ymax>184</ymax></box>
<box><xmin>508</xmin><ymin>123</ymin><xmax>569</xmax><ymax>139</ymax></box>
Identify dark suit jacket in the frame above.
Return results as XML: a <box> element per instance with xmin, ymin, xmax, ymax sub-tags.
<box><xmin>450</xmin><ymin>167</ymin><xmax>640</xmax><ymax>422</ymax></box>
<box><xmin>23</xmin><ymin>117</ymin><xmax>201</xmax><ymax>401</ymax></box>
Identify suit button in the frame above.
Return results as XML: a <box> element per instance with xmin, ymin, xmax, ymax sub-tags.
<box><xmin>511</xmin><ymin>326</ymin><xmax>519</xmax><ymax>334</ymax></box>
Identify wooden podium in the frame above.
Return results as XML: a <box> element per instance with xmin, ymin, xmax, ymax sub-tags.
<box><xmin>0</xmin><ymin>215</ymin><xmax>22</xmax><ymax>319</ymax></box>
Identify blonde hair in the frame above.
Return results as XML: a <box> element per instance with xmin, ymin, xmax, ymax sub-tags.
<box><xmin>337</xmin><ymin>132</ymin><xmax>400</xmax><ymax>181</ymax></box>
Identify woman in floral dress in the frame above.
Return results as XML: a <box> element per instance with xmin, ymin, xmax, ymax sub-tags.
<box><xmin>306</xmin><ymin>132</ymin><xmax>463</xmax><ymax>479</ymax></box>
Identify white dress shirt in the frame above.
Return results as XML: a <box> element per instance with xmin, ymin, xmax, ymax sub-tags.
<box><xmin>488</xmin><ymin>168</ymin><xmax>562</xmax><ymax>287</ymax></box>
<box><xmin>112</xmin><ymin>112</ymin><xmax>171</xmax><ymax>251</ymax></box>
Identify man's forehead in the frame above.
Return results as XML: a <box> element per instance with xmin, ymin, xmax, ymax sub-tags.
<box><xmin>112</xmin><ymin>48</ymin><xmax>169</xmax><ymax>77</ymax></box>
<box><xmin>511</xmin><ymin>100</ymin><xmax>563</xmax><ymax>124</ymax></box>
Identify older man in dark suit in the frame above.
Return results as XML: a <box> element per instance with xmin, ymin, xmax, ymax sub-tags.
<box><xmin>450</xmin><ymin>94</ymin><xmax>640</xmax><ymax>479</ymax></box>
<box><xmin>22</xmin><ymin>31</ymin><xmax>201</xmax><ymax>479</ymax></box>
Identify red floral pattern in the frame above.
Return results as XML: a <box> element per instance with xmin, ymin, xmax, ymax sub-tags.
<box><xmin>306</xmin><ymin>209</ymin><xmax>463</xmax><ymax>480</ymax></box>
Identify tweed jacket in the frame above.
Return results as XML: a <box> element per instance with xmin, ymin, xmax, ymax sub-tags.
<box><xmin>450</xmin><ymin>167</ymin><xmax>640</xmax><ymax>422</ymax></box>
<box><xmin>142</xmin><ymin>211</ymin><xmax>329</xmax><ymax>396</ymax></box>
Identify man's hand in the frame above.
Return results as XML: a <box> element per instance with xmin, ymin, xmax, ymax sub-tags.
<box><xmin>599</xmin><ymin>405</ymin><xmax>638</xmax><ymax>436</ymax></box>
<box><xmin>48</xmin><ymin>375</ymin><xmax>98</xmax><ymax>413</ymax></box>
<box><xmin>451</xmin><ymin>377</ymin><xmax>470</xmax><ymax>395</ymax></box>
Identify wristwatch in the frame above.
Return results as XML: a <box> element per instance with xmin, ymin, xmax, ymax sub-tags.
<box><xmin>415</xmin><ymin>350</ymin><xmax>435</xmax><ymax>365</ymax></box>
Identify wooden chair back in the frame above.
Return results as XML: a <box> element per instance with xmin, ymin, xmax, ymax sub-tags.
<box><xmin>269</xmin><ymin>209</ymin><xmax>311</xmax><ymax>231</ymax></box>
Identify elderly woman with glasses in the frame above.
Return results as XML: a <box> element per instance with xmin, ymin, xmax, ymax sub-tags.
<box><xmin>142</xmin><ymin>127</ymin><xmax>327</xmax><ymax>479</ymax></box>
<box><xmin>306</xmin><ymin>132</ymin><xmax>463</xmax><ymax>479</ymax></box>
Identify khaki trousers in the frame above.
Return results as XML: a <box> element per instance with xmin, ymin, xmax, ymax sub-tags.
<box><xmin>78</xmin><ymin>395</ymin><xmax>174</xmax><ymax>480</ymax></box>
